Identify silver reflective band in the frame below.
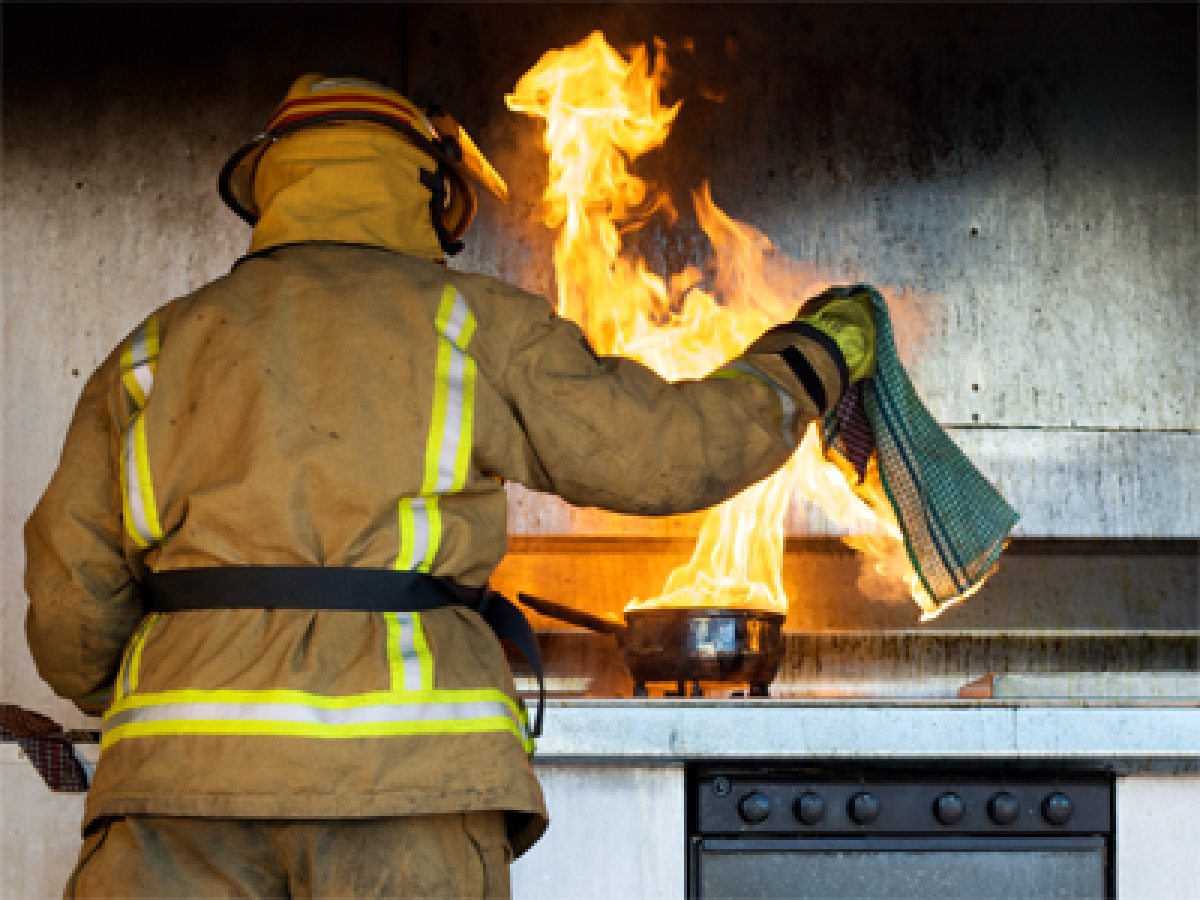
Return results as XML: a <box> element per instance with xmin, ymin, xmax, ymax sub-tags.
<box><xmin>130</xmin><ymin>325</ymin><xmax>155</xmax><ymax>400</ymax></box>
<box><xmin>434</xmin><ymin>289</ymin><xmax>474</xmax><ymax>493</ymax></box>
<box><xmin>441</xmin><ymin>288</ymin><xmax>471</xmax><ymax>345</ymax></box>
<box><xmin>435</xmin><ymin>343</ymin><xmax>470</xmax><ymax>492</ymax></box>
<box><xmin>123</xmin><ymin>419</ymin><xmax>156</xmax><ymax>544</ymax></box>
<box><xmin>104</xmin><ymin>698</ymin><xmax>525</xmax><ymax>734</ymax></box>
<box><xmin>119</xmin><ymin>643</ymin><xmax>135</xmax><ymax>699</ymax></box>
<box><xmin>395</xmin><ymin>612</ymin><xmax>425</xmax><ymax>691</ymax></box>
<box><xmin>404</xmin><ymin>496</ymin><xmax>432</xmax><ymax>570</ymax></box>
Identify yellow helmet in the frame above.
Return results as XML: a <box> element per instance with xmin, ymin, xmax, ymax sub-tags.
<box><xmin>219</xmin><ymin>73</ymin><xmax>508</xmax><ymax>255</ymax></box>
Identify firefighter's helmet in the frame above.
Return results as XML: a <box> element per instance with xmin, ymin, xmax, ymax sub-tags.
<box><xmin>219</xmin><ymin>73</ymin><xmax>507</xmax><ymax>255</ymax></box>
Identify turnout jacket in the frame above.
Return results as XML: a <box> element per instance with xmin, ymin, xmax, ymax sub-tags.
<box><xmin>24</xmin><ymin>127</ymin><xmax>853</xmax><ymax>858</ymax></box>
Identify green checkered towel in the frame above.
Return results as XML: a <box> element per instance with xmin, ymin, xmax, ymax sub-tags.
<box><xmin>821</xmin><ymin>285</ymin><xmax>1019</xmax><ymax>612</ymax></box>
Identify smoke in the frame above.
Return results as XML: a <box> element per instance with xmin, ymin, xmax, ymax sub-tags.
<box><xmin>879</xmin><ymin>285</ymin><xmax>943</xmax><ymax>373</ymax></box>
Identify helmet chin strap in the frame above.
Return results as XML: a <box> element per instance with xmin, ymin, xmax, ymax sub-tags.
<box><xmin>418</xmin><ymin>164</ymin><xmax>465</xmax><ymax>256</ymax></box>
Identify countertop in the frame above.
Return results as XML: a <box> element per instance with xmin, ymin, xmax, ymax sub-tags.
<box><xmin>531</xmin><ymin>699</ymin><xmax>1200</xmax><ymax>772</ymax></box>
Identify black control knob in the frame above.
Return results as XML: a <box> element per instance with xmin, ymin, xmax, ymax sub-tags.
<box><xmin>989</xmin><ymin>792</ymin><xmax>1021</xmax><ymax>826</ymax></box>
<box><xmin>849</xmin><ymin>792</ymin><xmax>881</xmax><ymax>825</ymax></box>
<box><xmin>738</xmin><ymin>791</ymin><xmax>772</xmax><ymax>824</ymax></box>
<box><xmin>1042</xmin><ymin>792</ymin><xmax>1073</xmax><ymax>826</ymax></box>
<box><xmin>794</xmin><ymin>792</ymin><xmax>826</xmax><ymax>826</ymax></box>
<box><xmin>934</xmin><ymin>792</ymin><xmax>965</xmax><ymax>826</ymax></box>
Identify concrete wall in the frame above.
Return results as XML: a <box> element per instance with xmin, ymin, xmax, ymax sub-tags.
<box><xmin>3</xmin><ymin>5</ymin><xmax>1196</xmax><ymax>716</ymax></box>
<box><xmin>1117</xmin><ymin>775</ymin><xmax>1200</xmax><ymax>899</ymax></box>
<box><xmin>512</xmin><ymin>763</ymin><xmax>685</xmax><ymax>899</ymax></box>
<box><xmin>0</xmin><ymin>744</ymin><xmax>88</xmax><ymax>900</ymax></box>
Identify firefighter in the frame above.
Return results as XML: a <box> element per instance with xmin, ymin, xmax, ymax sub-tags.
<box><xmin>26</xmin><ymin>73</ymin><xmax>876</xmax><ymax>897</ymax></box>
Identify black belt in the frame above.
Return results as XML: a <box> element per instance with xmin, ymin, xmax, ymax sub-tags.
<box><xmin>141</xmin><ymin>567</ymin><xmax>546</xmax><ymax>738</ymax></box>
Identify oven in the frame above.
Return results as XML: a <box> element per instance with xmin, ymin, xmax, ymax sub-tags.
<box><xmin>689</xmin><ymin>765</ymin><xmax>1113</xmax><ymax>900</ymax></box>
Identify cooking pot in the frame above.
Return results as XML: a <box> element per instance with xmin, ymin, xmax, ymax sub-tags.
<box><xmin>516</xmin><ymin>593</ymin><xmax>784</xmax><ymax>697</ymax></box>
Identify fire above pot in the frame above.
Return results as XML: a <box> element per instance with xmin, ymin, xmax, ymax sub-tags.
<box><xmin>516</xmin><ymin>593</ymin><xmax>784</xmax><ymax>697</ymax></box>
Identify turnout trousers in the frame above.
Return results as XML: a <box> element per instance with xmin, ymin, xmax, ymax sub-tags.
<box><xmin>65</xmin><ymin>811</ymin><xmax>512</xmax><ymax>899</ymax></box>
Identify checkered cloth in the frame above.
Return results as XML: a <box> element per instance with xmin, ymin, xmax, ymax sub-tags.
<box><xmin>821</xmin><ymin>286</ymin><xmax>1019</xmax><ymax>610</ymax></box>
<box><xmin>832</xmin><ymin>381</ymin><xmax>874</xmax><ymax>483</ymax></box>
<box><xmin>1</xmin><ymin>704</ymin><xmax>94</xmax><ymax>792</ymax></box>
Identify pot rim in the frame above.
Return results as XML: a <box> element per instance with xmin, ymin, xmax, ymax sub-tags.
<box><xmin>623</xmin><ymin>606</ymin><xmax>786</xmax><ymax>623</ymax></box>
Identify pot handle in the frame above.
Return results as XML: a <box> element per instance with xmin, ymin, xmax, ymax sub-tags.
<box><xmin>516</xmin><ymin>593</ymin><xmax>625</xmax><ymax>636</ymax></box>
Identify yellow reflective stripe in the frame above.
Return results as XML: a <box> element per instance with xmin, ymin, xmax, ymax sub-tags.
<box><xmin>113</xmin><ymin>641</ymin><xmax>134</xmax><ymax>704</ymax></box>
<box><xmin>708</xmin><ymin>366</ymin><xmax>766</xmax><ymax>386</ymax></box>
<box><xmin>395</xmin><ymin>285</ymin><xmax>476</xmax><ymax>571</ymax></box>
<box><xmin>120</xmin><ymin>343</ymin><xmax>145</xmax><ymax>408</ymax></box>
<box><xmin>120</xmin><ymin>316</ymin><xmax>159</xmax><ymax>410</ymax></box>
<box><xmin>384</xmin><ymin>611</ymin><xmax>404</xmax><ymax>689</ymax></box>
<box><xmin>113</xmin><ymin>615</ymin><xmax>158</xmax><ymax>702</ymax></box>
<box><xmin>394</xmin><ymin>499</ymin><xmax>418</xmax><ymax>571</ymax></box>
<box><xmin>119</xmin><ymin>315</ymin><xmax>164</xmax><ymax>547</ymax></box>
<box><xmin>102</xmin><ymin>713</ymin><xmax>529</xmax><ymax>751</ymax></box>
<box><xmin>143</xmin><ymin>315</ymin><xmax>160</xmax><ymax>370</ymax></box>
<box><xmin>422</xmin><ymin>286</ymin><xmax>458</xmax><ymax>493</ymax></box>
<box><xmin>122</xmin><ymin>412</ymin><xmax>163</xmax><ymax>547</ymax></box>
<box><xmin>423</xmin><ymin>289</ymin><xmax>476</xmax><ymax>494</ymax></box>
<box><xmin>452</xmin><ymin>342</ymin><xmax>477</xmax><ymax>491</ymax></box>
<box><xmin>127</xmin><ymin>613</ymin><xmax>161</xmax><ymax>694</ymax></box>
<box><xmin>132</xmin><ymin>415</ymin><xmax>163</xmax><ymax>539</ymax></box>
<box><xmin>419</xmin><ymin>498</ymin><xmax>441</xmax><ymax>573</ymax></box>
<box><xmin>114</xmin><ymin>621</ymin><xmax>138</xmax><ymax>701</ymax></box>
<box><xmin>107</xmin><ymin>685</ymin><xmax>520</xmax><ymax>712</ymax></box>
<box><xmin>386</xmin><ymin>611</ymin><xmax>435</xmax><ymax>692</ymax></box>
<box><xmin>119</xmin><ymin>427</ymin><xmax>146</xmax><ymax>549</ymax></box>
<box><xmin>101</xmin><ymin>687</ymin><xmax>532</xmax><ymax>754</ymax></box>
<box><xmin>394</xmin><ymin>497</ymin><xmax>442</xmax><ymax>573</ymax></box>
<box><xmin>422</xmin><ymin>345</ymin><xmax>452</xmax><ymax>491</ymax></box>
<box><xmin>458</xmin><ymin>313</ymin><xmax>477</xmax><ymax>350</ymax></box>
<box><xmin>518</xmin><ymin>706</ymin><xmax>534</xmax><ymax>757</ymax></box>
<box><xmin>410</xmin><ymin>612</ymin><xmax>434</xmax><ymax>693</ymax></box>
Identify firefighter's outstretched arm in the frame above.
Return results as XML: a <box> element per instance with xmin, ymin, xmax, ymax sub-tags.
<box><xmin>497</xmin><ymin>288</ymin><xmax>875</xmax><ymax>516</ymax></box>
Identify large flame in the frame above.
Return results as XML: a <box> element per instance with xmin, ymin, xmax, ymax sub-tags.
<box><xmin>506</xmin><ymin>31</ymin><xmax>977</xmax><ymax>621</ymax></box>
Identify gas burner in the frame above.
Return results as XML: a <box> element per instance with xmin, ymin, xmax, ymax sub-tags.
<box><xmin>629</xmin><ymin>681</ymin><xmax>772</xmax><ymax>699</ymax></box>
<box><xmin>636</xmin><ymin>680</ymin><xmax>705</xmax><ymax>698</ymax></box>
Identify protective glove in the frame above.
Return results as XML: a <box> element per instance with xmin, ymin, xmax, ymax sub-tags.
<box><xmin>796</xmin><ymin>287</ymin><xmax>877</xmax><ymax>383</ymax></box>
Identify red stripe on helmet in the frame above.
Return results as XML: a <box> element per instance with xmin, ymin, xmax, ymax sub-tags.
<box><xmin>267</xmin><ymin>108</ymin><xmax>426</xmax><ymax>137</ymax></box>
<box><xmin>267</xmin><ymin>93</ymin><xmax>425</xmax><ymax>132</ymax></box>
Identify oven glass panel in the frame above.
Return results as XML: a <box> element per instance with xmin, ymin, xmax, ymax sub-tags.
<box><xmin>699</xmin><ymin>840</ymin><xmax>1106</xmax><ymax>899</ymax></box>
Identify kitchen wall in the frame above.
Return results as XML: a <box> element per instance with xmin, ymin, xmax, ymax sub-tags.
<box><xmin>3</xmin><ymin>4</ymin><xmax>1196</xmax><ymax>727</ymax></box>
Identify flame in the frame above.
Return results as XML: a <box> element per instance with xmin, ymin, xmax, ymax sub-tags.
<box><xmin>506</xmin><ymin>31</ymin><xmax>984</xmax><ymax>620</ymax></box>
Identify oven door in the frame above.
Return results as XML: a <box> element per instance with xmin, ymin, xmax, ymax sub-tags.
<box><xmin>693</xmin><ymin>836</ymin><xmax>1109</xmax><ymax>900</ymax></box>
